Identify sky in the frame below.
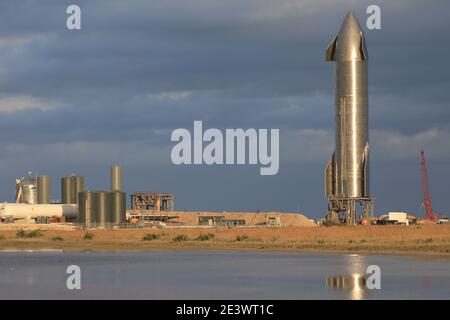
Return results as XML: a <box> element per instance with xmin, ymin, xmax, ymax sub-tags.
<box><xmin>0</xmin><ymin>0</ymin><xmax>449</xmax><ymax>218</ymax></box>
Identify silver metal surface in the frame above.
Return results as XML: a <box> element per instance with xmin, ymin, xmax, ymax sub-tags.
<box><xmin>61</xmin><ymin>177</ymin><xmax>72</xmax><ymax>204</ymax></box>
<box><xmin>324</xmin><ymin>12</ymin><xmax>373</xmax><ymax>224</ymax></box>
<box><xmin>93</xmin><ymin>191</ymin><xmax>111</xmax><ymax>225</ymax></box>
<box><xmin>37</xmin><ymin>175</ymin><xmax>51</xmax><ymax>204</ymax></box>
<box><xmin>72</xmin><ymin>176</ymin><xmax>84</xmax><ymax>204</ymax></box>
<box><xmin>325</xmin><ymin>11</ymin><xmax>369</xmax><ymax>199</ymax></box>
<box><xmin>16</xmin><ymin>172</ymin><xmax>37</xmax><ymax>204</ymax></box>
<box><xmin>78</xmin><ymin>191</ymin><xmax>93</xmax><ymax>225</ymax></box>
<box><xmin>111</xmin><ymin>165</ymin><xmax>122</xmax><ymax>191</ymax></box>
<box><xmin>111</xmin><ymin>191</ymin><xmax>126</xmax><ymax>224</ymax></box>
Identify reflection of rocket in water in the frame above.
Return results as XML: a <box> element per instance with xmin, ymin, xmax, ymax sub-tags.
<box><xmin>325</xmin><ymin>12</ymin><xmax>370</xmax><ymax>200</ymax></box>
<box><xmin>326</xmin><ymin>274</ymin><xmax>366</xmax><ymax>300</ymax></box>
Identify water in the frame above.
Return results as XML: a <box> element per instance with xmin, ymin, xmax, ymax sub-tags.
<box><xmin>0</xmin><ymin>251</ymin><xmax>449</xmax><ymax>299</ymax></box>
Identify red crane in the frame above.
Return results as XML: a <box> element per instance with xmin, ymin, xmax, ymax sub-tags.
<box><xmin>420</xmin><ymin>150</ymin><xmax>437</xmax><ymax>221</ymax></box>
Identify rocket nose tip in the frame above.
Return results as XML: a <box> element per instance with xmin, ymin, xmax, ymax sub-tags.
<box><xmin>340</xmin><ymin>11</ymin><xmax>363</xmax><ymax>34</ymax></box>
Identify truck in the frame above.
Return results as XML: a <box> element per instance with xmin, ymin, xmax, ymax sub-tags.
<box><xmin>378</xmin><ymin>212</ymin><xmax>409</xmax><ymax>225</ymax></box>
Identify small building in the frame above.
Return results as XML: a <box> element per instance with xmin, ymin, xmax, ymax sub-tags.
<box><xmin>224</xmin><ymin>219</ymin><xmax>246</xmax><ymax>227</ymax></box>
<box><xmin>198</xmin><ymin>216</ymin><xmax>225</xmax><ymax>226</ymax></box>
<box><xmin>198</xmin><ymin>216</ymin><xmax>246</xmax><ymax>227</ymax></box>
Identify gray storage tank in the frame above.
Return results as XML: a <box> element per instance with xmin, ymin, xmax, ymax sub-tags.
<box><xmin>37</xmin><ymin>175</ymin><xmax>51</xmax><ymax>204</ymax></box>
<box><xmin>111</xmin><ymin>165</ymin><xmax>122</xmax><ymax>191</ymax></box>
<box><xmin>61</xmin><ymin>177</ymin><xmax>72</xmax><ymax>204</ymax></box>
<box><xmin>93</xmin><ymin>191</ymin><xmax>111</xmax><ymax>226</ymax></box>
<box><xmin>72</xmin><ymin>176</ymin><xmax>84</xmax><ymax>204</ymax></box>
<box><xmin>78</xmin><ymin>191</ymin><xmax>93</xmax><ymax>226</ymax></box>
<box><xmin>111</xmin><ymin>191</ymin><xmax>126</xmax><ymax>224</ymax></box>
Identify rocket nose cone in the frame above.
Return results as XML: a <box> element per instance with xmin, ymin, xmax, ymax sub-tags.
<box><xmin>335</xmin><ymin>12</ymin><xmax>367</xmax><ymax>61</ymax></box>
<box><xmin>339</xmin><ymin>11</ymin><xmax>363</xmax><ymax>35</ymax></box>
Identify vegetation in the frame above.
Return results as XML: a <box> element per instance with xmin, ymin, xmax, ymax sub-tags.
<box><xmin>195</xmin><ymin>233</ymin><xmax>215</xmax><ymax>241</ymax></box>
<box><xmin>16</xmin><ymin>229</ymin><xmax>26</xmax><ymax>238</ymax></box>
<box><xmin>173</xmin><ymin>234</ymin><xmax>189</xmax><ymax>242</ymax></box>
<box><xmin>50</xmin><ymin>236</ymin><xmax>64</xmax><ymax>241</ymax></box>
<box><xmin>16</xmin><ymin>229</ymin><xmax>43</xmax><ymax>238</ymax></box>
<box><xmin>0</xmin><ymin>235</ymin><xmax>4</xmax><ymax>240</ymax></box>
<box><xmin>142</xmin><ymin>233</ymin><xmax>161</xmax><ymax>241</ymax></box>
<box><xmin>27</xmin><ymin>229</ymin><xmax>43</xmax><ymax>238</ymax></box>
<box><xmin>235</xmin><ymin>235</ymin><xmax>249</xmax><ymax>242</ymax></box>
<box><xmin>83</xmin><ymin>232</ymin><xmax>94</xmax><ymax>240</ymax></box>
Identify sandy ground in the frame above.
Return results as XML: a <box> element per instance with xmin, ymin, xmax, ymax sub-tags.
<box><xmin>164</xmin><ymin>211</ymin><xmax>315</xmax><ymax>226</ymax></box>
<box><xmin>1</xmin><ymin>224</ymin><xmax>450</xmax><ymax>259</ymax></box>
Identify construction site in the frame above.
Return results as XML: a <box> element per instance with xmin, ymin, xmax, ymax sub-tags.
<box><xmin>0</xmin><ymin>13</ymin><xmax>448</xmax><ymax>257</ymax></box>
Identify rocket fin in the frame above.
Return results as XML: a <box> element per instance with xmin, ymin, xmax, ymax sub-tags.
<box><xmin>325</xmin><ymin>36</ymin><xmax>338</xmax><ymax>61</ymax></box>
<box><xmin>325</xmin><ymin>151</ymin><xmax>336</xmax><ymax>198</ymax></box>
<box><xmin>360</xmin><ymin>32</ymin><xmax>368</xmax><ymax>61</ymax></box>
<box><xmin>361</xmin><ymin>143</ymin><xmax>370</xmax><ymax>196</ymax></box>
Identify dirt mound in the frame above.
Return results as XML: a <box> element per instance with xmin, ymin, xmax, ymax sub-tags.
<box><xmin>166</xmin><ymin>211</ymin><xmax>314</xmax><ymax>227</ymax></box>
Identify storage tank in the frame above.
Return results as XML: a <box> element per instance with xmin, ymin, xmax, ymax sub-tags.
<box><xmin>61</xmin><ymin>177</ymin><xmax>72</xmax><ymax>204</ymax></box>
<box><xmin>0</xmin><ymin>203</ymin><xmax>78</xmax><ymax>220</ymax></box>
<box><xmin>111</xmin><ymin>165</ymin><xmax>121</xmax><ymax>191</ymax></box>
<box><xmin>78</xmin><ymin>191</ymin><xmax>93</xmax><ymax>225</ymax></box>
<box><xmin>93</xmin><ymin>191</ymin><xmax>111</xmax><ymax>226</ymax></box>
<box><xmin>72</xmin><ymin>176</ymin><xmax>84</xmax><ymax>204</ymax></box>
<box><xmin>111</xmin><ymin>191</ymin><xmax>126</xmax><ymax>224</ymax></box>
<box><xmin>37</xmin><ymin>175</ymin><xmax>51</xmax><ymax>204</ymax></box>
<box><xmin>17</xmin><ymin>173</ymin><xmax>37</xmax><ymax>204</ymax></box>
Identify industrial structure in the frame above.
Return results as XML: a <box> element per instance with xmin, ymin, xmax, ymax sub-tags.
<box><xmin>130</xmin><ymin>192</ymin><xmax>174</xmax><ymax>212</ymax></box>
<box><xmin>324</xmin><ymin>12</ymin><xmax>373</xmax><ymax>224</ymax></box>
<box><xmin>77</xmin><ymin>165</ymin><xmax>126</xmax><ymax>228</ymax></box>
<box><xmin>15</xmin><ymin>172</ymin><xmax>38</xmax><ymax>204</ymax></box>
<box><xmin>420</xmin><ymin>150</ymin><xmax>441</xmax><ymax>222</ymax></box>
<box><xmin>1</xmin><ymin>165</ymin><xmax>126</xmax><ymax>228</ymax></box>
<box><xmin>61</xmin><ymin>175</ymin><xmax>84</xmax><ymax>204</ymax></box>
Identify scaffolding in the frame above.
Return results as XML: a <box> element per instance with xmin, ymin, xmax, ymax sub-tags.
<box><xmin>327</xmin><ymin>196</ymin><xmax>373</xmax><ymax>225</ymax></box>
<box><xmin>130</xmin><ymin>192</ymin><xmax>174</xmax><ymax>212</ymax></box>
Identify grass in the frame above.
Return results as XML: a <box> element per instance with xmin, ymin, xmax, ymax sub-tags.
<box><xmin>1</xmin><ymin>225</ymin><xmax>450</xmax><ymax>256</ymax></box>
<box><xmin>16</xmin><ymin>229</ymin><xmax>26</xmax><ymax>238</ymax></box>
<box><xmin>16</xmin><ymin>229</ymin><xmax>43</xmax><ymax>239</ymax></box>
<box><xmin>27</xmin><ymin>229</ymin><xmax>43</xmax><ymax>238</ymax></box>
<box><xmin>50</xmin><ymin>236</ymin><xmax>64</xmax><ymax>241</ymax></box>
<box><xmin>235</xmin><ymin>235</ymin><xmax>249</xmax><ymax>242</ymax></box>
<box><xmin>195</xmin><ymin>233</ymin><xmax>215</xmax><ymax>241</ymax></box>
<box><xmin>142</xmin><ymin>233</ymin><xmax>161</xmax><ymax>241</ymax></box>
<box><xmin>83</xmin><ymin>232</ymin><xmax>94</xmax><ymax>240</ymax></box>
<box><xmin>173</xmin><ymin>234</ymin><xmax>189</xmax><ymax>242</ymax></box>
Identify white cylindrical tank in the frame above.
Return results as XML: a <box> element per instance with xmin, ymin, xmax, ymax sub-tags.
<box><xmin>0</xmin><ymin>203</ymin><xmax>78</xmax><ymax>220</ymax></box>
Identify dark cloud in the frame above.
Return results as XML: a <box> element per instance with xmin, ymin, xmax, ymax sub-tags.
<box><xmin>0</xmin><ymin>0</ymin><xmax>449</xmax><ymax>217</ymax></box>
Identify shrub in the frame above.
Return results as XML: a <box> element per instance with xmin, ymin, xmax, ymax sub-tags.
<box><xmin>142</xmin><ymin>233</ymin><xmax>160</xmax><ymax>241</ymax></box>
<box><xmin>83</xmin><ymin>232</ymin><xmax>94</xmax><ymax>240</ymax></box>
<box><xmin>27</xmin><ymin>229</ymin><xmax>43</xmax><ymax>238</ymax></box>
<box><xmin>0</xmin><ymin>235</ymin><xmax>5</xmax><ymax>240</ymax></box>
<box><xmin>16</xmin><ymin>229</ymin><xmax>26</xmax><ymax>238</ymax></box>
<box><xmin>235</xmin><ymin>235</ymin><xmax>249</xmax><ymax>242</ymax></box>
<box><xmin>50</xmin><ymin>236</ymin><xmax>64</xmax><ymax>241</ymax></box>
<box><xmin>173</xmin><ymin>234</ymin><xmax>189</xmax><ymax>242</ymax></box>
<box><xmin>195</xmin><ymin>233</ymin><xmax>215</xmax><ymax>241</ymax></box>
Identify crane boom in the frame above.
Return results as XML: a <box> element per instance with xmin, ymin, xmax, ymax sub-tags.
<box><xmin>420</xmin><ymin>150</ymin><xmax>434</xmax><ymax>221</ymax></box>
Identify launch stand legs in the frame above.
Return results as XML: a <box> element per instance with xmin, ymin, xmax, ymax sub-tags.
<box><xmin>327</xmin><ymin>197</ymin><xmax>373</xmax><ymax>225</ymax></box>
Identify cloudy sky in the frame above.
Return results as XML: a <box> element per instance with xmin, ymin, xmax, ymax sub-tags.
<box><xmin>0</xmin><ymin>0</ymin><xmax>449</xmax><ymax>218</ymax></box>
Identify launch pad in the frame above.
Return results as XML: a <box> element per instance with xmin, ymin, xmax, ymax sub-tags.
<box><xmin>327</xmin><ymin>197</ymin><xmax>373</xmax><ymax>225</ymax></box>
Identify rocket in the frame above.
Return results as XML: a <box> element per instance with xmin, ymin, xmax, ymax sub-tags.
<box><xmin>325</xmin><ymin>12</ymin><xmax>370</xmax><ymax>200</ymax></box>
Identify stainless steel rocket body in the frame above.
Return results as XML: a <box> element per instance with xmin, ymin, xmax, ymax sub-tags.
<box><xmin>325</xmin><ymin>12</ymin><xmax>369</xmax><ymax>199</ymax></box>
